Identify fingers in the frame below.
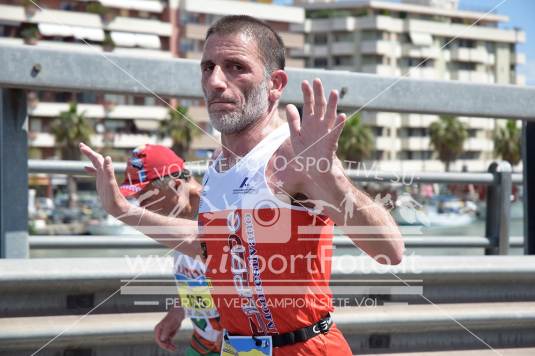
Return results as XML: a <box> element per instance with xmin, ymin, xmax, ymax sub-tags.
<box><xmin>154</xmin><ymin>324</ymin><xmax>165</xmax><ymax>349</ymax></box>
<box><xmin>325</xmin><ymin>89</ymin><xmax>339</xmax><ymax>129</ymax></box>
<box><xmin>331</xmin><ymin>113</ymin><xmax>347</xmax><ymax>139</ymax></box>
<box><xmin>103</xmin><ymin>156</ymin><xmax>116</xmax><ymax>182</ymax></box>
<box><xmin>154</xmin><ymin>323</ymin><xmax>176</xmax><ymax>351</ymax></box>
<box><xmin>313</xmin><ymin>78</ymin><xmax>326</xmax><ymax>119</ymax></box>
<box><xmin>79</xmin><ymin>142</ymin><xmax>104</xmax><ymax>170</ymax></box>
<box><xmin>286</xmin><ymin>104</ymin><xmax>301</xmax><ymax>138</ymax></box>
<box><xmin>301</xmin><ymin>80</ymin><xmax>313</xmax><ymax>117</ymax></box>
<box><xmin>84</xmin><ymin>166</ymin><xmax>97</xmax><ymax>176</ymax></box>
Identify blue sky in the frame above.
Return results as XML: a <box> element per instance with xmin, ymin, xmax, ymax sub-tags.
<box><xmin>275</xmin><ymin>0</ymin><xmax>534</xmax><ymax>85</ymax></box>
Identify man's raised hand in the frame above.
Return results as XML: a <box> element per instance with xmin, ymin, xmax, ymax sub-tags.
<box><xmin>79</xmin><ymin>142</ymin><xmax>129</xmax><ymax>217</ymax></box>
<box><xmin>286</xmin><ymin>78</ymin><xmax>347</xmax><ymax>174</ymax></box>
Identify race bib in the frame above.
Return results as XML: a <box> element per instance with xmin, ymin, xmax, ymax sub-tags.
<box><xmin>220</xmin><ymin>331</ymin><xmax>272</xmax><ymax>356</ymax></box>
<box><xmin>175</xmin><ymin>272</ymin><xmax>218</xmax><ymax>319</ymax></box>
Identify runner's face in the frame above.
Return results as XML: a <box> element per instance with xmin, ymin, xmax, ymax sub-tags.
<box><xmin>201</xmin><ymin>33</ymin><xmax>270</xmax><ymax>134</ymax></box>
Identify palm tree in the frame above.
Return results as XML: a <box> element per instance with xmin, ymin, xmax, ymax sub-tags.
<box><xmin>337</xmin><ymin>112</ymin><xmax>374</xmax><ymax>163</ymax></box>
<box><xmin>51</xmin><ymin>102</ymin><xmax>94</xmax><ymax>208</ymax></box>
<box><xmin>429</xmin><ymin>115</ymin><xmax>468</xmax><ymax>172</ymax></box>
<box><xmin>493</xmin><ymin>119</ymin><xmax>521</xmax><ymax>169</ymax></box>
<box><xmin>159</xmin><ymin>105</ymin><xmax>200</xmax><ymax>158</ymax></box>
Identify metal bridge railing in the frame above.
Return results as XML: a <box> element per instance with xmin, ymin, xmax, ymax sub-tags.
<box><xmin>0</xmin><ymin>43</ymin><xmax>534</xmax><ymax>257</ymax></box>
<box><xmin>27</xmin><ymin>159</ymin><xmax>523</xmax><ymax>254</ymax></box>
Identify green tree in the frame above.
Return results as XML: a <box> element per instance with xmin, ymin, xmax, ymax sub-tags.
<box><xmin>159</xmin><ymin>106</ymin><xmax>200</xmax><ymax>158</ymax></box>
<box><xmin>493</xmin><ymin>119</ymin><xmax>521</xmax><ymax>168</ymax></box>
<box><xmin>51</xmin><ymin>102</ymin><xmax>94</xmax><ymax>208</ymax></box>
<box><xmin>429</xmin><ymin>115</ymin><xmax>468</xmax><ymax>172</ymax></box>
<box><xmin>337</xmin><ymin>112</ymin><xmax>374</xmax><ymax>163</ymax></box>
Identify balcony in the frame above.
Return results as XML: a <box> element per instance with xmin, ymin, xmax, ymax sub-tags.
<box><xmin>452</xmin><ymin>70</ymin><xmax>494</xmax><ymax>84</ymax></box>
<box><xmin>375</xmin><ymin>136</ymin><xmax>400</xmax><ymax>151</ymax></box>
<box><xmin>363</xmin><ymin>112</ymin><xmax>401</xmax><ymax>127</ymax></box>
<box><xmin>0</xmin><ymin>4</ymin><xmax>171</xmax><ymax>37</ymax></box>
<box><xmin>361</xmin><ymin>64</ymin><xmax>401</xmax><ymax>76</ymax></box>
<box><xmin>402</xmin><ymin>44</ymin><xmax>440</xmax><ymax>59</ymax></box>
<box><xmin>331</xmin><ymin>41</ymin><xmax>354</xmax><ymax>56</ymax></box>
<box><xmin>464</xmin><ymin>137</ymin><xmax>493</xmax><ymax>151</ymax></box>
<box><xmin>28</xmin><ymin>132</ymin><xmax>172</xmax><ymax>149</ymax></box>
<box><xmin>400</xmin><ymin>136</ymin><xmax>430</xmax><ymax>151</ymax></box>
<box><xmin>400</xmin><ymin>114</ymin><xmax>437</xmax><ymax>128</ymax></box>
<box><xmin>279</xmin><ymin>31</ymin><xmax>304</xmax><ymax>49</ymax></box>
<box><xmin>360</xmin><ymin>40</ymin><xmax>401</xmax><ymax>57</ymax></box>
<box><xmin>286</xmin><ymin>58</ymin><xmax>305</xmax><ymax>68</ymax></box>
<box><xmin>449</xmin><ymin>47</ymin><xmax>493</xmax><ymax>64</ymax></box>
<box><xmin>29</xmin><ymin>103</ymin><xmax>169</xmax><ymax>121</ymax></box>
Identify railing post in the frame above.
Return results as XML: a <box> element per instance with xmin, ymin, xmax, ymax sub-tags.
<box><xmin>0</xmin><ymin>89</ymin><xmax>29</xmax><ymax>258</ymax></box>
<box><xmin>523</xmin><ymin>122</ymin><xmax>535</xmax><ymax>255</ymax></box>
<box><xmin>485</xmin><ymin>161</ymin><xmax>512</xmax><ymax>255</ymax></box>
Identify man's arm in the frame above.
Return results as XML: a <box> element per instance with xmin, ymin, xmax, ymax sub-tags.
<box><xmin>80</xmin><ymin>143</ymin><xmax>201</xmax><ymax>257</ymax></box>
<box><xmin>284</xmin><ymin>79</ymin><xmax>404</xmax><ymax>265</ymax></box>
<box><xmin>301</xmin><ymin>158</ymin><xmax>404</xmax><ymax>265</ymax></box>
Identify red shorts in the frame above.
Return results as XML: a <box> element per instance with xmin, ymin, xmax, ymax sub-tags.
<box><xmin>273</xmin><ymin>324</ymin><xmax>352</xmax><ymax>356</ymax></box>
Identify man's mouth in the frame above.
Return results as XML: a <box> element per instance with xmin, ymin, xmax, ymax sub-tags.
<box><xmin>209</xmin><ymin>100</ymin><xmax>237</xmax><ymax>109</ymax></box>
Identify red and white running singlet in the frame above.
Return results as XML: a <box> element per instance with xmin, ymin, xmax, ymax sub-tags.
<box><xmin>197</xmin><ymin>125</ymin><xmax>338</xmax><ymax>337</ymax></box>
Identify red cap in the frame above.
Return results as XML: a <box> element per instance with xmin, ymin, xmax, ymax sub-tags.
<box><xmin>119</xmin><ymin>144</ymin><xmax>185</xmax><ymax>198</ymax></box>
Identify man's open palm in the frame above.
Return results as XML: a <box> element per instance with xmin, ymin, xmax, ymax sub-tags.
<box><xmin>79</xmin><ymin>142</ymin><xmax>128</xmax><ymax>217</ymax></box>
<box><xmin>286</xmin><ymin>78</ymin><xmax>346</xmax><ymax>173</ymax></box>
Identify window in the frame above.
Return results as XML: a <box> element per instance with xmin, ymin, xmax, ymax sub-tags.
<box><xmin>485</xmin><ymin>42</ymin><xmax>495</xmax><ymax>53</ymax></box>
<box><xmin>313</xmin><ymin>34</ymin><xmax>328</xmax><ymax>45</ymax></box>
<box><xmin>361</xmin><ymin>30</ymin><xmax>383</xmax><ymax>41</ymax></box>
<box><xmin>407</xmin><ymin>128</ymin><xmax>428</xmax><ymax>137</ymax></box>
<box><xmin>372</xmin><ymin>151</ymin><xmax>384</xmax><ymax>160</ymax></box>
<box><xmin>333</xmin><ymin>56</ymin><xmax>352</xmax><ymax>66</ymax></box>
<box><xmin>443</xmin><ymin>37</ymin><xmax>454</xmax><ymax>49</ymax></box>
<box><xmin>457</xmin><ymin>62</ymin><xmax>476</xmax><ymax>71</ymax></box>
<box><xmin>313</xmin><ymin>58</ymin><xmax>328</xmax><ymax>68</ymax></box>
<box><xmin>333</xmin><ymin>32</ymin><xmax>353</xmax><ymax>43</ymax></box>
<box><xmin>76</xmin><ymin>92</ymin><xmax>97</xmax><ymax>104</ymax></box>
<box><xmin>458</xmin><ymin>39</ymin><xmax>475</xmax><ymax>48</ymax></box>
<box><xmin>372</xmin><ymin>127</ymin><xmax>384</xmax><ymax>136</ymax></box>
<box><xmin>408</xmin><ymin>32</ymin><xmax>433</xmax><ymax>46</ymax></box>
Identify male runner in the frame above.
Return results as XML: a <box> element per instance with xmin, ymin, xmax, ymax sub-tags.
<box><xmin>81</xmin><ymin>15</ymin><xmax>404</xmax><ymax>356</ymax></box>
<box><xmin>118</xmin><ymin>144</ymin><xmax>222</xmax><ymax>355</ymax></box>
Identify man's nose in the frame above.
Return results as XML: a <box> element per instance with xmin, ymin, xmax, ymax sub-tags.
<box><xmin>206</xmin><ymin>66</ymin><xmax>227</xmax><ymax>91</ymax></box>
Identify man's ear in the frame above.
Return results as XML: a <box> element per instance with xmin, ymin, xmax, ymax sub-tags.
<box><xmin>168</xmin><ymin>178</ymin><xmax>183</xmax><ymax>192</ymax></box>
<box><xmin>269</xmin><ymin>70</ymin><xmax>288</xmax><ymax>103</ymax></box>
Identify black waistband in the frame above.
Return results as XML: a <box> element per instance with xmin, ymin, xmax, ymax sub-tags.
<box><xmin>248</xmin><ymin>313</ymin><xmax>333</xmax><ymax>348</ymax></box>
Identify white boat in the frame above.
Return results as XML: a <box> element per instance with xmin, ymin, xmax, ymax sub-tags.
<box><xmin>393</xmin><ymin>194</ymin><xmax>477</xmax><ymax>227</ymax></box>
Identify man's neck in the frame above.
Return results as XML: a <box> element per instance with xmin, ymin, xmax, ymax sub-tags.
<box><xmin>219</xmin><ymin>105</ymin><xmax>279</xmax><ymax>169</ymax></box>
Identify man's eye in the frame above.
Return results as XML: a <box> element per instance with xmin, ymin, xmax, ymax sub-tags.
<box><xmin>232</xmin><ymin>64</ymin><xmax>243</xmax><ymax>71</ymax></box>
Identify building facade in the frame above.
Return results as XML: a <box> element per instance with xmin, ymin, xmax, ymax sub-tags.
<box><xmin>0</xmin><ymin>0</ymin><xmax>304</xmax><ymax>160</ymax></box>
<box><xmin>291</xmin><ymin>0</ymin><xmax>525</xmax><ymax>172</ymax></box>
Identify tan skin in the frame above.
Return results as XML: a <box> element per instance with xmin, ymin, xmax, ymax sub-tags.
<box><xmin>81</xmin><ymin>32</ymin><xmax>403</xmax><ymax>264</ymax></box>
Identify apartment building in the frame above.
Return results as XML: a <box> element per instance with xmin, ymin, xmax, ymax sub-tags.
<box><xmin>0</xmin><ymin>0</ymin><xmax>304</xmax><ymax>160</ymax></box>
<box><xmin>291</xmin><ymin>0</ymin><xmax>525</xmax><ymax>172</ymax></box>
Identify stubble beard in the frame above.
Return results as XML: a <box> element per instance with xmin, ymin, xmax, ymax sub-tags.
<box><xmin>207</xmin><ymin>79</ymin><xmax>270</xmax><ymax>135</ymax></box>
